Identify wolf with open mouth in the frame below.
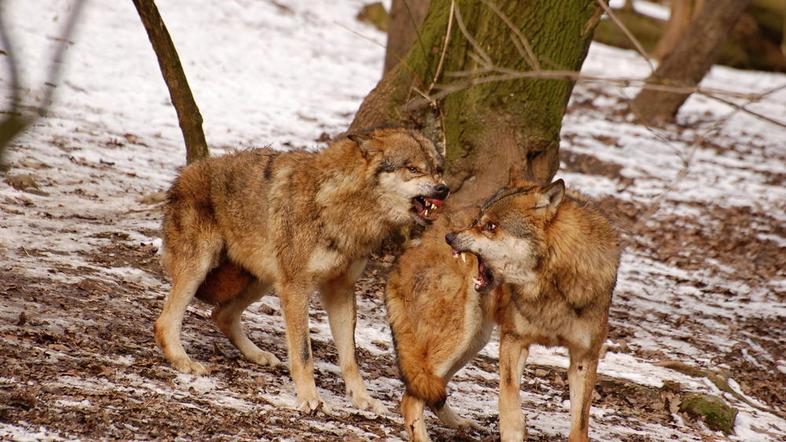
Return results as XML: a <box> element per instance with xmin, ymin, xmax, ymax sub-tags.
<box><xmin>155</xmin><ymin>127</ymin><xmax>448</xmax><ymax>415</ymax></box>
<box><xmin>388</xmin><ymin>179</ymin><xmax>619</xmax><ymax>442</ymax></box>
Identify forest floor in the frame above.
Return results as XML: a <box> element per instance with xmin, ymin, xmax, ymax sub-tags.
<box><xmin>1</xmin><ymin>1</ymin><xmax>785</xmax><ymax>441</ymax></box>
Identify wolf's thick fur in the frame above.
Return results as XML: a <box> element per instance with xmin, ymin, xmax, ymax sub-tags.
<box><xmin>156</xmin><ymin>128</ymin><xmax>447</xmax><ymax>413</ymax></box>
<box><xmin>388</xmin><ymin>180</ymin><xmax>619</xmax><ymax>441</ymax></box>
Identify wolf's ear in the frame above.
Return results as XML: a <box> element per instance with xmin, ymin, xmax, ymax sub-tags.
<box><xmin>538</xmin><ymin>179</ymin><xmax>565</xmax><ymax>211</ymax></box>
<box><xmin>348</xmin><ymin>133</ymin><xmax>379</xmax><ymax>159</ymax></box>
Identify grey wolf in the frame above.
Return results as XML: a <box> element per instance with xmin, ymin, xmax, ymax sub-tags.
<box><xmin>389</xmin><ymin>179</ymin><xmax>619</xmax><ymax>441</ymax></box>
<box><xmin>155</xmin><ymin>128</ymin><xmax>449</xmax><ymax>414</ymax></box>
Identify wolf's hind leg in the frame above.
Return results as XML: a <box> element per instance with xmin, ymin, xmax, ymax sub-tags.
<box><xmin>155</xmin><ymin>249</ymin><xmax>216</xmax><ymax>375</ymax></box>
<box><xmin>498</xmin><ymin>334</ymin><xmax>529</xmax><ymax>442</ymax></box>
<box><xmin>567</xmin><ymin>346</ymin><xmax>600</xmax><ymax>442</ymax></box>
<box><xmin>320</xmin><ymin>260</ymin><xmax>385</xmax><ymax>414</ymax></box>
<box><xmin>402</xmin><ymin>392</ymin><xmax>431</xmax><ymax>442</ymax></box>
<box><xmin>212</xmin><ymin>279</ymin><xmax>281</xmax><ymax>367</ymax></box>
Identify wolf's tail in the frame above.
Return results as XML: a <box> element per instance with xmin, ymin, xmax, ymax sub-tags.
<box><xmin>386</xmin><ymin>283</ymin><xmax>447</xmax><ymax>408</ymax></box>
<box><xmin>399</xmin><ymin>352</ymin><xmax>447</xmax><ymax>408</ymax></box>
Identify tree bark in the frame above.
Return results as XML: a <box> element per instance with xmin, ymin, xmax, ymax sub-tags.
<box><xmin>384</xmin><ymin>0</ymin><xmax>431</xmax><ymax>74</ymax></box>
<box><xmin>632</xmin><ymin>0</ymin><xmax>753</xmax><ymax>125</ymax></box>
<box><xmin>353</xmin><ymin>0</ymin><xmax>600</xmax><ymax>205</ymax></box>
<box><xmin>132</xmin><ymin>0</ymin><xmax>208</xmax><ymax>164</ymax></box>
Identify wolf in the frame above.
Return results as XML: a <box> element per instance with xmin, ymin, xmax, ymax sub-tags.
<box><xmin>388</xmin><ymin>179</ymin><xmax>619</xmax><ymax>441</ymax></box>
<box><xmin>156</xmin><ymin>128</ymin><xmax>449</xmax><ymax>414</ymax></box>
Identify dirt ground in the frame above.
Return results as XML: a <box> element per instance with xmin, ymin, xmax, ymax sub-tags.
<box><xmin>2</xmin><ymin>120</ymin><xmax>784</xmax><ymax>441</ymax></box>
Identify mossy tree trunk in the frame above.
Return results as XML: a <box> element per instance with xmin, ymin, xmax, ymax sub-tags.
<box><xmin>351</xmin><ymin>0</ymin><xmax>601</xmax><ymax>205</ymax></box>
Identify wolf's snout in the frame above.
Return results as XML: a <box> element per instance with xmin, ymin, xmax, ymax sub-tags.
<box><xmin>433</xmin><ymin>183</ymin><xmax>450</xmax><ymax>199</ymax></box>
<box><xmin>445</xmin><ymin>232</ymin><xmax>457</xmax><ymax>245</ymax></box>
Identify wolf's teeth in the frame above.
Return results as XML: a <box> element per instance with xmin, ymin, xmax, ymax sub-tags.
<box><xmin>424</xmin><ymin>209</ymin><xmax>430</xmax><ymax>216</ymax></box>
<box><xmin>473</xmin><ymin>278</ymin><xmax>482</xmax><ymax>289</ymax></box>
<box><xmin>429</xmin><ymin>203</ymin><xmax>437</xmax><ymax>210</ymax></box>
<box><xmin>461</xmin><ymin>253</ymin><xmax>467</xmax><ymax>263</ymax></box>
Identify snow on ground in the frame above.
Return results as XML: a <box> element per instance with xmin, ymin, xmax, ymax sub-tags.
<box><xmin>1</xmin><ymin>0</ymin><xmax>785</xmax><ymax>441</ymax></box>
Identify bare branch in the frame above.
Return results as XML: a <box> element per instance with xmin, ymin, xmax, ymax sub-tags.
<box><xmin>452</xmin><ymin>2</ymin><xmax>492</xmax><ymax>67</ymax></box>
<box><xmin>480</xmin><ymin>0</ymin><xmax>540</xmax><ymax>71</ymax></box>
<box><xmin>426</xmin><ymin>0</ymin><xmax>455</xmax><ymax>94</ymax></box>
<box><xmin>0</xmin><ymin>0</ymin><xmax>87</xmax><ymax>164</ymax></box>
<box><xmin>132</xmin><ymin>0</ymin><xmax>208</xmax><ymax>164</ymax></box>
<box><xmin>596</xmin><ymin>0</ymin><xmax>654</xmax><ymax>71</ymax></box>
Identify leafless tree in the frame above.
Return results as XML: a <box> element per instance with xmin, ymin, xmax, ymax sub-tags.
<box><xmin>132</xmin><ymin>0</ymin><xmax>208</xmax><ymax>164</ymax></box>
<box><xmin>633</xmin><ymin>0</ymin><xmax>752</xmax><ymax>125</ymax></box>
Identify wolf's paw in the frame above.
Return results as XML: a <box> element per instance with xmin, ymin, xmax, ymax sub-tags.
<box><xmin>500</xmin><ymin>428</ymin><xmax>527</xmax><ymax>442</ymax></box>
<box><xmin>247</xmin><ymin>350</ymin><xmax>282</xmax><ymax>367</ymax></box>
<box><xmin>454</xmin><ymin>417</ymin><xmax>483</xmax><ymax>431</ymax></box>
<box><xmin>350</xmin><ymin>392</ymin><xmax>387</xmax><ymax>415</ymax></box>
<box><xmin>171</xmin><ymin>358</ymin><xmax>208</xmax><ymax>375</ymax></box>
<box><xmin>297</xmin><ymin>394</ymin><xmax>333</xmax><ymax>415</ymax></box>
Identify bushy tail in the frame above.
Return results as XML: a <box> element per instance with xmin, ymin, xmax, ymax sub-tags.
<box><xmin>399</xmin><ymin>352</ymin><xmax>447</xmax><ymax>408</ymax></box>
<box><xmin>386</xmin><ymin>281</ymin><xmax>447</xmax><ymax>408</ymax></box>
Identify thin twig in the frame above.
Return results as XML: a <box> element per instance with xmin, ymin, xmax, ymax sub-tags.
<box><xmin>427</xmin><ymin>0</ymin><xmax>455</xmax><ymax>94</ymax></box>
<box><xmin>702</xmin><ymin>92</ymin><xmax>786</xmax><ymax>130</ymax></box>
<box><xmin>453</xmin><ymin>2</ymin><xmax>492</xmax><ymax>67</ymax></box>
<box><xmin>596</xmin><ymin>0</ymin><xmax>655</xmax><ymax>71</ymax></box>
<box><xmin>480</xmin><ymin>0</ymin><xmax>540</xmax><ymax>70</ymax></box>
<box><xmin>402</xmin><ymin>0</ymin><xmax>429</xmax><ymax>71</ymax></box>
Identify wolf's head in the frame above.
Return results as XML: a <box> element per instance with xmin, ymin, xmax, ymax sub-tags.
<box><xmin>349</xmin><ymin>128</ymin><xmax>449</xmax><ymax>226</ymax></box>
<box><xmin>445</xmin><ymin>180</ymin><xmax>565</xmax><ymax>292</ymax></box>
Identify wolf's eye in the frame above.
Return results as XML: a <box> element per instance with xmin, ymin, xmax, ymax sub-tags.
<box><xmin>483</xmin><ymin>222</ymin><xmax>497</xmax><ymax>232</ymax></box>
<box><xmin>407</xmin><ymin>166</ymin><xmax>420</xmax><ymax>174</ymax></box>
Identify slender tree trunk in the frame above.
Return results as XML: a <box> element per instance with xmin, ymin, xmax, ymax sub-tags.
<box><xmin>384</xmin><ymin>0</ymin><xmax>431</xmax><ymax>74</ymax></box>
<box><xmin>633</xmin><ymin>0</ymin><xmax>752</xmax><ymax>125</ymax></box>
<box><xmin>353</xmin><ymin>0</ymin><xmax>600</xmax><ymax>205</ymax></box>
<box><xmin>653</xmin><ymin>0</ymin><xmax>697</xmax><ymax>59</ymax></box>
<box><xmin>132</xmin><ymin>0</ymin><xmax>208</xmax><ymax>164</ymax></box>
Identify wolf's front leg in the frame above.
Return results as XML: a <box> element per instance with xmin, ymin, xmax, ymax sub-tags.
<box><xmin>279</xmin><ymin>283</ymin><xmax>330</xmax><ymax>414</ymax></box>
<box><xmin>320</xmin><ymin>263</ymin><xmax>386</xmax><ymax>414</ymax></box>
<box><xmin>498</xmin><ymin>334</ymin><xmax>529</xmax><ymax>442</ymax></box>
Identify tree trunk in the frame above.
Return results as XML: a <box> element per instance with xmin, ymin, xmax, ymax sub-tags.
<box><xmin>632</xmin><ymin>0</ymin><xmax>752</xmax><ymax>125</ymax></box>
<box><xmin>132</xmin><ymin>0</ymin><xmax>208</xmax><ymax>164</ymax></box>
<box><xmin>652</xmin><ymin>0</ymin><xmax>698</xmax><ymax>59</ymax></box>
<box><xmin>353</xmin><ymin>0</ymin><xmax>600</xmax><ymax>205</ymax></box>
<box><xmin>384</xmin><ymin>0</ymin><xmax>431</xmax><ymax>74</ymax></box>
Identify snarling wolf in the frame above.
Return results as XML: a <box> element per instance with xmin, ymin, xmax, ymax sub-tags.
<box><xmin>155</xmin><ymin>128</ymin><xmax>448</xmax><ymax>414</ymax></box>
<box><xmin>388</xmin><ymin>180</ymin><xmax>619</xmax><ymax>441</ymax></box>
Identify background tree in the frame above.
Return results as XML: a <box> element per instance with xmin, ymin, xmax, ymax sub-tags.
<box><xmin>594</xmin><ymin>0</ymin><xmax>785</xmax><ymax>72</ymax></box>
<box><xmin>132</xmin><ymin>0</ymin><xmax>208</xmax><ymax>164</ymax></box>
<box><xmin>352</xmin><ymin>0</ymin><xmax>602</xmax><ymax>205</ymax></box>
<box><xmin>652</xmin><ymin>0</ymin><xmax>703</xmax><ymax>59</ymax></box>
<box><xmin>632</xmin><ymin>0</ymin><xmax>753</xmax><ymax>125</ymax></box>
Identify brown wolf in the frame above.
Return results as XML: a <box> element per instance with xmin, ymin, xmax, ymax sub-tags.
<box><xmin>388</xmin><ymin>180</ymin><xmax>619</xmax><ymax>441</ymax></box>
<box><xmin>156</xmin><ymin>128</ymin><xmax>448</xmax><ymax>414</ymax></box>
